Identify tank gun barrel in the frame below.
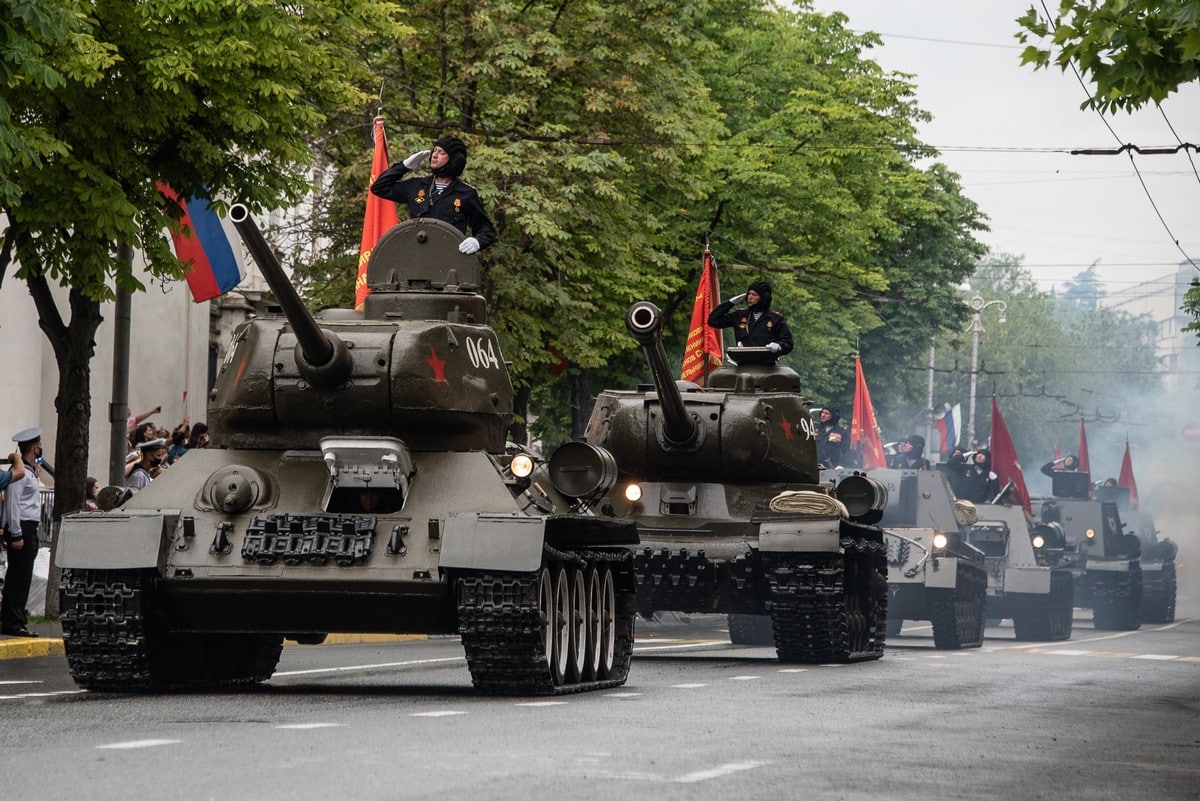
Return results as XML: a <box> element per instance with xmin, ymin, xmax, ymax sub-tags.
<box><xmin>626</xmin><ymin>302</ymin><xmax>698</xmax><ymax>448</ymax></box>
<box><xmin>230</xmin><ymin>203</ymin><xmax>334</xmax><ymax>367</ymax></box>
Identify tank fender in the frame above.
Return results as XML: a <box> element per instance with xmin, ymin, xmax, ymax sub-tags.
<box><xmin>57</xmin><ymin>510</ymin><xmax>179</xmax><ymax>570</ymax></box>
<box><xmin>440</xmin><ymin>513</ymin><xmax>547</xmax><ymax>572</ymax></box>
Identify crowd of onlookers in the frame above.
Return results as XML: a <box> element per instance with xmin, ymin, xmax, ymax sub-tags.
<box><xmin>82</xmin><ymin>405</ymin><xmax>210</xmax><ymax>508</ymax></box>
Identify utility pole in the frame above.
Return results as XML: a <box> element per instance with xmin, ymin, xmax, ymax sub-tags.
<box><xmin>965</xmin><ymin>293</ymin><xmax>1007</xmax><ymax>448</ymax></box>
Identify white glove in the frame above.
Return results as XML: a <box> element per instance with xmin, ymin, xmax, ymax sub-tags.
<box><xmin>403</xmin><ymin>149</ymin><xmax>431</xmax><ymax>171</ymax></box>
<box><xmin>766</xmin><ymin>342</ymin><xmax>782</xmax><ymax>353</ymax></box>
<box><xmin>458</xmin><ymin>237</ymin><xmax>481</xmax><ymax>255</ymax></box>
<box><xmin>728</xmin><ymin>293</ymin><xmax>747</xmax><ymax>305</ymax></box>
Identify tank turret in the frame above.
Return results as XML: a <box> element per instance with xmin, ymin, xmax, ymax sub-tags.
<box><xmin>585</xmin><ymin>301</ymin><xmax>889</xmax><ymax>664</ymax></box>
<box><xmin>211</xmin><ymin>207</ymin><xmax>512</xmax><ymax>453</ymax></box>
<box><xmin>597</xmin><ymin>301</ymin><xmax>818</xmax><ymax>483</ymax></box>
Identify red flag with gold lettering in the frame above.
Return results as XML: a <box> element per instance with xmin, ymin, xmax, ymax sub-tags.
<box><xmin>680</xmin><ymin>248</ymin><xmax>723</xmax><ymax>386</ymax></box>
<box><xmin>1077</xmin><ymin>418</ymin><xmax>1091</xmax><ymax>478</ymax></box>
<box><xmin>356</xmin><ymin>117</ymin><xmax>399</xmax><ymax>310</ymax></box>
<box><xmin>850</xmin><ymin>355</ymin><xmax>887</xmax><ymax>468</ymax></box>
<box><xmin>989</xmin><ymin>396</ymin><xmax>1032</xmax><ymax>513</ymax></box>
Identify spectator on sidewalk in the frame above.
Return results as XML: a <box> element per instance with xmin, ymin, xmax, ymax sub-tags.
<box><xmin>2</xmin><ymin>427</ymin><xmax>44</xmax><ymax>637</ymax></box>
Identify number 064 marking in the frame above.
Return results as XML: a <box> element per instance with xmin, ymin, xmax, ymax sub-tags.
<box><xmin>466</xmin><ymin>336</ymin><xmax>501</xmax><ymax>370</ymax></box>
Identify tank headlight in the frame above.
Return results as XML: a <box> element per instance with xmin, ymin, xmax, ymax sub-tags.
<box><xmin>624</xmin><ymin>483</ymin><xmax>643</xmax><ymax>503</ymax></box>
<box><xmin>510</xmin><ymin>453</ymin><xmax>535</xmax><ymax>478</ymax></box>
<box><xmin>932</xmin><ymin>532</ymin><xmax>949</xmax><ymax>550</ymax></box>
<box><xmin>1031</xmin><ymin>534</ymin><xmax>1046</xmax><ymax>549</ymax></box>
<box><xmin>1085</xmin><ymin>528</ymin><xmax>1096</xmax><ymax>539</ymax></box>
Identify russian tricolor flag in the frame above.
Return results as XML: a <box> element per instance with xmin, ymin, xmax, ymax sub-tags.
<box><xmin>159</xmin><ymin>183</ymin><xmax>244</xmax><ymax>303</ymax></box>
<box><xmin>934</xmin><ymin>402</ymin><xmax>960</xmax><ymax>453</ymax></box>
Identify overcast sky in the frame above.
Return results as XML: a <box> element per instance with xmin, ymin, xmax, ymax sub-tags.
<box><xmin>808</xmin><ymin>0</ymin><xmax>1200</xmax><ymax>294</ymax></box>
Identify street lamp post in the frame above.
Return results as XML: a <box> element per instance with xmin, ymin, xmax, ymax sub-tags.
<box><xmin>965</xmin><ymin>293</ymin><xmax>1007</xmax><ymax>448</ymax></box>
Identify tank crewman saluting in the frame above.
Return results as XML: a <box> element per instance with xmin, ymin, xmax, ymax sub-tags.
<box><xmin>370</xmin><ymin>135</ymin><xmax>496</xmax><ymax>255</ymax></box>
<box><xmin>707</xmin><ymin>280</ymin><xmax>794</xmax><ymax>355</ymax></box>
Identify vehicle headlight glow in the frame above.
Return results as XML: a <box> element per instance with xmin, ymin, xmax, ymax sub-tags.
<box><xmin>624</xmin><ymin>483</ymin><xmax>643</xmax><ymax>503</ymax></box>
<box><xmin>510</xmin><ymin>453</ymin><xmax>535</xmax><ymax>478</ymax></box>
<box><xmin>1085</xmin><ymin>528</ymin><xmax>1096</xmax><ymax>539</ymax></box>
<box><xmin>1031</xmin><ymin>534</ymin><xmax>1046</xmax><ymax>549</ymax></box>
<box><xmin>932</xmin><ymin>532</ymin><xmax>949</xmax><ymax>550</ymax></box>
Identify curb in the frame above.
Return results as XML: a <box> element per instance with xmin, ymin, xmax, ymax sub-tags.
<box><xmin>0</xmin><ymin>632</ymin><xmax>425</xmax><ymax>660</ymax></box>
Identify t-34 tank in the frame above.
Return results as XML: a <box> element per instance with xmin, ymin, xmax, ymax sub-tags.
<box><xmin>55</xmin><ymin>207</ymin><xmax>638</xmax><ymax>695</ymax></box>
<box><xmin>582</xmin><ymin>302</ymin><xmax>889</xmax><ymax>663</ymax></box>
<box><xmin>827</xmin><ymin>466</ymin><xmax>987</xmax><ymax>649</ymax></box>
<box><xmin>1033</xmin><ymin>477</ymin><xmax>1142</xmax><ymax>630</ymax></box>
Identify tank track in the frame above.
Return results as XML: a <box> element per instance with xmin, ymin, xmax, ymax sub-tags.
<box><xmin>1011</xmin><ymin>569</ymin><xmax>1074</xmax><ymax>641</ymax></box>
<box><xmin>456</xmin><ymin>548</ymin><xmax>635</xmax><ymax>695</ymax></box>
<box><xmin>1089</xmin><ymin>563</ymin><xmax>1142</xmax><ymax>631</ymax></box>
<box><xmin>1138</xmin><ymin>562</ymin><xmax>1177</xmax><ymax>624</ymax></box>
<box><xmin>764</xmin><ymin>536</ymin><xmax>888</xmax><ymax>663</ymax></box>
<box><xmin>60</xmin><ymin>568</ymin><xmax>283</xmax><ymax>692</ymax></box>
<box><xmin>928</xmin><ymin>562</ymin><xmax>987</xmax><ymax>649</ymax></box>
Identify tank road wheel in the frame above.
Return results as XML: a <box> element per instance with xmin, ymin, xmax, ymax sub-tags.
<box><xmin>456</xmin><ymin>551</ymin><xmax>635</xmax><ymax>695</ymax></box>
<box><xmin>1091</xmin><ymin>566</ymin><xmax>1142</xmax><ymax>631</ymax></box>
<box><xmin>598</xmin><ymin>566</ymin><xmax>617</xmax><ymax>678</ymax></box>
<box><xmin>726</xmin><ymin>613</ymin><xmax>775</xmax><ymax>646</ymax></box>
<box><xmin>1012</xmin><ymin>571</ymin><xmax>1074</xmax><ymax>641</ymax></box>
<box><xmin>583</xmin><ymin>568</ymin><xmax>603</xmax><ymax>680</ymax></box>
<box><xmin>568</xmin><ymin>568</ymin><xmax>588</xmax><ymax>681</ymax></box>
<box><xmin>929</xmin><ymin>564</ymin><xmax>986</xmax><ymax>650</ymax></box>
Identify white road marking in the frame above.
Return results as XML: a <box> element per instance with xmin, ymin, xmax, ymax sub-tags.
<box><xmin>275</xmin><ymin>723</ymin><xmax>347</xmax><ymax>730</ymax></box>
<box><xmin>515</xmin><ymin>701</ymin><xmax>568</xmax><ymax>707</ymax></box>
<box><xmin>0</xmin><ymin>680</ymin><xmax>39</xmax><ymax>685</ymax></box>
<box><xmin>991</xmin><ymin>618</ymin><xmax>1195</xmax><ymax>651</ymax></box>
<box><xmin>410</xmin><ymin>711</ymin><xmax>466</xmax><ymax>717</ymax></box>
<box><xmin>672</xmin><ymin>761</ymin><xmax>768</xmax><ymax>783</ymax></box>
<box><xmin>633</xmin><ymin>640</ymin><xmax>728</xmax><ymax>653</ymax></box>
<box><xmin>272</xmin><ymin>656</ymin><xmax>463</xmax><ymax>677</ymax></box>
<box><xmin>778</xmin><ymin>668</ymin><xmax>808</xmax><ymax>673</ymax></box>
<box><xmin>97</xmin><ymin>739</ymin><xmax>181</xmax><ymax>750</ymax></box>
<box><xmin>605</xmin><ymin>692</ymin><xmax>642</xmax><ymax>698</ymax></box>
<box><xmin>0</xmin><ymin>690</ymin><xmax>86</xmax><ymax>700</ymax></box>
<box><xmin>671</xmin><ymin>683</ymin><xmax>710</xmax><ymax>688</ymax></box>
<box><xmin>1132</xmin><ymin>654</ymin><xmax>1179</xmax><ymax>661</ymax></box>
<box><xmin>1046</xmin><ymin>650</ymin><xmax>1093</xmax><ymax>656</ymax></box>
<box><xmin>729</xmin><ymin>675</ymin><xmax>761</xmax><ymax>681</ymax></box>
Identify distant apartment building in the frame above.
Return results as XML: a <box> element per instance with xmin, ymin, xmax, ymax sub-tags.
<box><xmin>1100</xmin><ymin>262</ymin><xmax>1200</xmax><ymax>387</ymax></box>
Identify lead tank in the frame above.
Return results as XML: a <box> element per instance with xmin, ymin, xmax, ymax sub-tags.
<box><xmin>56</xmin><ymin>208</ymin><xmax>638</xmax><ymax>695</ymax></box>
<box><xmin>583</xmin><ymin>302</ymin><xmax>889</xmax><ymax>663</ymax></box>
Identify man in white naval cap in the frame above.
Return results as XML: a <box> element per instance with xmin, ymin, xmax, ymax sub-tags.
<box><xmin>2</xmin><ymin>426</ymin><xmax>43</xmax><ymax>637</ymax></box>
<box><xmin>126</xmin><ymin>437</ymin><xmax>168</xmax><ymax>490</ymax></box>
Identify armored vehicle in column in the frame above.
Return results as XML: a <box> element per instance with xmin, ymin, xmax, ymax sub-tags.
<box><xmin>1033</xmin><ymin>474</ymin><xmax>1141</xmax><ymax>630</ymax></box>
<box><xmin>1106</xmin><ymin>499</ymin><xmax>1176</xmax><ymax>623</ymax></box>
<box><xmin>581</xmin><ymin>302</ymin><xmax>889</xmax><ymax>663</ymax></box>
<box><xmin>828</xmin><ymin>466</ymin><xmax>987</xmax><ymax>649</ymax></box>
<box><xmin>55</xmin><ymin>208</ymin><xmax>638</xmax><ymax>695</ymax></box>
<box><xmin>967</xmin><ymin>500</ymin><xmax>1073</xmax><ymax>640</ymax></box>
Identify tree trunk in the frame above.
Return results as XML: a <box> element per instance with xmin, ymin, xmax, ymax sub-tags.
<box><xmin>26</xmin><ymin>276</ymin><xmax>103</xmax><ymax>617</ymax></box>
<box><xmin>569</xmin><ymin>368</ymin><xmax>594</xmax><ymax>441</ymax></box>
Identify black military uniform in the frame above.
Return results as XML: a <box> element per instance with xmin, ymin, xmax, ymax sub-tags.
<box><xmin>371</xmin><ymin>136</ymin><xmax>497</xmax><ymax>250</ymax></box>
<box><xmin>707</xmin><ymin>280</ymin><xmax>794</xmax><ymax>355</ymax></box>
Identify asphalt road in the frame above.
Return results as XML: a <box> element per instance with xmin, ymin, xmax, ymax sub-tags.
<box><xmin>1</xmin><ymin>609</ymin><xmax>1197</xmax><ymax>801</ymax></box>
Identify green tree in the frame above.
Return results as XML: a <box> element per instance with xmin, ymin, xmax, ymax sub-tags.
<box><xmin>1016</xmin><ymin>1</ymin><xmax>1200</xmax><ymax>113</ymax></box>
<box><xmin>933</xmin><ymin>253</ymin><xmax>1159</xmax><ymax>466</ymax></box>
<box><xmin>1</xmin><ymin>0</ymin><xmax>408</xmax><ymax>529</ymax></box>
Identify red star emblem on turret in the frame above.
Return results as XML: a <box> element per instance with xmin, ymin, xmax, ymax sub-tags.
<box><xmin>426</xmin><ymin>346</ymin><xmax>448</xmax><ymax>384</ymax></box>
<box><xmin>779</xmin><ymin>411</ymin><xmax>794</xmax><ymax>440</ymax></box>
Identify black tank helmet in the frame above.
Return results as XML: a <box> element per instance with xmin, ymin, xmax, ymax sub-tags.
<box><xmin>747</xmin><ymin>280</ymin><xmax>772</xmax><ymax>311</ymax></box>
<box><xmin>432</xmin><ymin>135</ymin><xmax>468</xmax><ymax>178</ymax></box>
<box><xmin>906</xmin><ymin>434</ymin><xmax>926</xmax><ymax>456</ymax></box>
